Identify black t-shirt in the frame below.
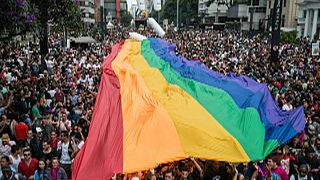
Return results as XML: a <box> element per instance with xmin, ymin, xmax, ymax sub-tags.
<box><xmin>204</xmin><ymin>168</ymin><xmax>228</xmax><ymax>180</ymax></box>
<box><xmin>41</xmin><ymin>148</ymin><xmax>58</xmax><ymax>162</ymax></box>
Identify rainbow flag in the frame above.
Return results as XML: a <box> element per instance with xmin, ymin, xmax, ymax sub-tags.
<box><xmin>72</xmin><ymin>39</ymin><xmax>305</xmax><ymax>179</ymax></box>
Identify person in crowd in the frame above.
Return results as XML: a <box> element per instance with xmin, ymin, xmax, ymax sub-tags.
<box><xmin>0</xmin><ymin>134</ymin><xmax>15</xmax><ymax>158</ymax></box>
<box><xmin>164</xmin><ymin>169</ymin><xmax>175</xmax><ymax>180</ymax></box>
<box><xmin>41</xmin><ymin>140</ymin><xmax>57</xmax><ymax>166</ymax></box>
<box><xmin>18</xmin><ymin>149</ymin><xmax>37</xmax><ymax>180</ymax></box>
<box><xmin>289</xmin><ymin>164</ymin><xmax>313</xmax><ymax>180</ymax></box>
<box><xmin>30</xmin><ymin>127</ymin><xmax>44</xmax><ymax>159</ymax></box>
<box><xmin>8</xmin><ymin>146</ymin><xmax>20</xmax><ymax>174</ymax></box>
<box><xmin>0</xmin><ymin>165</ymin><xmax>25</xmax><ymax>180</ymax></box>
<box><xmin>0</xmin><ymin>156</ymin><xmax>16</xmax><ymax>179</ymax></box>
<box><xmin>47</xmin><ymin>157</ymin><xmax>68</xmax><ymax>180</ymax></box>
<box><xmin>23</xmin><ymin>130</ymin><xmax>32</xmax><ymax>149</ymax></box>
<box><xmin>57</xmin><ymin>131</ymin><xmax>73</xmax><ymax>178</ymax></box>
<box><xmin>263</xmin><ymin>155</ymin><xmax>288</xmax><ymax>180</ymax></box>
<box><xmin>34</xmin><ymin>159</ymin><xmax>49</xmax><ymax>180</ymax></box>
<box><xmin>49</xmin><ymin>131</ymin><xmax>59</xmax><ymax>150</ymax></box>
<box><xmin>15</xmin><ymin>119</ymin><xmax>28</xmax><ymax>145</ymax></box>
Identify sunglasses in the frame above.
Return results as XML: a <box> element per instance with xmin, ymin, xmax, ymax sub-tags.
<box><xmin>24</xmin><ymin>153</ymin><xmax>31</xmax><ymax>156</ymax></box>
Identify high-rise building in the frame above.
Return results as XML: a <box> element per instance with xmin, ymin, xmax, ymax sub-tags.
<box><xmin>296</xmin><ymin>0</ymin><xmax>320</xmax><ymax>40</ymax></box>
<box><xmin>227</xmin><ymin>0</ymin><xmax>267</xmax><ymax>31</ymax></box>
<box><xmin>104</xmin><ymin>0</ymin><xmax>127</xmax><ymax>21</ymax></box>
<box><xmin>77</xmin><ymin>0</ymin><xmax>96</xmax><ymax>24</ymax></box>
<box><xmin>198</xmin><ymin>0</ymin><xmax>230</xmax><ymax>23</ymax></box>
<box><xmin>266</xmin><ymin>0</ymin><xmax>298</xmax><ymax>31</ymax></box>
<box><xmin>94</xmin><ymin>0</ymin><xmax>101</xmax><ymax>23</ymax></box>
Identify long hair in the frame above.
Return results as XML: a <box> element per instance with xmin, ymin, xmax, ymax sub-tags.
<box><xmin>36</xmin><ymin>159</ymin><xmax>47</xmax><ymax>178</ymax></box>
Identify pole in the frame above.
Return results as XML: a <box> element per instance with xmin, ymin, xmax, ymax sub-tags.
<box><xmin>249</xmin><ymin>7</ymin><xmax>254</xmax><ymax>38</ymax></box>
<box><xmin>100</xmin><ymin>6</ymin><xmax>104</xmax><ymax>41</ymax></box>
<box><xmin>176</xmin><ymin>0</ymin><xmax>179</xmax><ymax>31</ymax></box>
<box><xmin>271</xmin><ymin>0</ymin><xmax>283</xmax><ymax>63</ymax></box>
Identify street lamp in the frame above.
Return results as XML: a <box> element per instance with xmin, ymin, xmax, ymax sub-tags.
<box><xmin>176</xmin><ymin>0</ymin><xmax>179</xmax><ymax>31</ymax></box>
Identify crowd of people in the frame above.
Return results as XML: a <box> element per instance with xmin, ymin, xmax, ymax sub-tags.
<box><xmin>0</xmin><ymin>26</ymin><xmax>319</xmax><ymax>180</ymax></box>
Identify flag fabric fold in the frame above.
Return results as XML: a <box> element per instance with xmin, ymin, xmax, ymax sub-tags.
<box><xmin>72</xmin><ymin>39</ymin><xmax>305</xmax><ymax>180</ymax></box>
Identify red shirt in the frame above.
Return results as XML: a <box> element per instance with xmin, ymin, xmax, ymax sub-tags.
<box><xmin>15</xmin><ymin>123</ymin><xmax>28</xmax><ymax>140</ymax></box>
<box><xmin>18</xmin><ymin>158</ymin><xmax>38</xmax><ymax>179</ymax></box>
<box><xmin>50</xmin><ymin>137</ymin><xmax>60</xmax><ymax>149</ymax></box>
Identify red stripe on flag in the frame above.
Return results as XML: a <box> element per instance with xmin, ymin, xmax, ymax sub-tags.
<box><xmin>72</xmin><ymin>43</ymin><xmax>124</xmax><ymax>179</ymax></box>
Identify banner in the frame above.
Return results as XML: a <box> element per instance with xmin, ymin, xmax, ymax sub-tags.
<box><xmin>271</xmin><ymin>0</ymin><xmax>283</xmax><ymax>62</ymax></box>
<box><xmin>312</xmin><ymin>42</ymin><xmax>320</xmax><ymax>56</ymax></box>
<box><xmin>153</xmin><ymin>0</ymin><xmax>161</xmax><ymax>11</ymax></box>
<box><xmin>137</xmin><ymin>0</ymin><xmax>146</xmax><ymax>10</ymax></box>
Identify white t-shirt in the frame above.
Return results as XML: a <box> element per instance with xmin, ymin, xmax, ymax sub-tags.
<box><xmin>48</xmin><ymin>90</ymin><xmax>56</xmax><ymax>98</ymax></box>
<box><xmin>59</xmin><ymin>141</ymin><xmax>72</xmax><ymax>164</ymax></box>
<box><xmin>46</xmin><ymin>60</ymin><xmax>54</xmax><ymax>69</ymax></box>
<box><xmin>58</xmin><ymin>120</ymin><xmax>72</xmax><ymax>131</ymax></box>
<box><xmin>9</xmin><ymin>154</ymin><xmax>21</xmax><ymax>173</ymax></box>
<box><xmin>77</xmin><ymin>141</ymin><xmax>84</xmax><ymax>150</ymax></box>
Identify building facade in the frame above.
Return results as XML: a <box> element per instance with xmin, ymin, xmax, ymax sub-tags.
<box><xmin>297</xmin><ymin>0</ymin><xmax>320</xmax><ymax>40</ymax></box>
<box><xmin>198</xmin><ymin>0</ymin><xmax>230</xmax><ymax>23</ymax></box>
<box><xmin>94</xmin><ymin>0</ymin><xmax>101</xmax><ymax>24</ymax></box>
<box><xmin>266</xmin><ymin>0</ymin><xmax>298</xmax><ymax>31</ymax></box>
<box><xmin>104</xmin><ymin>0</ymin><xmax>127</xmax><ymax>21</ymax></box>
<box><xmin>227</xmin><ymin>0</ymin><xmax>267</xmax><ymax>31</ymax></box>
<box><xmin>77</xmin><ymin>0</ymin><xmax>96</xmax><ymax>24</ymax></box>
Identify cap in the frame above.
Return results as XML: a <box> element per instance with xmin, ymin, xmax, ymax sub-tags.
<box><xmin>2</xmin><ymin>134</ymin><xmax>9</xmax><ymax>142</ymax></box>
<box><xmin>36</xmin><ymin>127</ymin><xmax>42</xmax><ymax>133</ymax></box>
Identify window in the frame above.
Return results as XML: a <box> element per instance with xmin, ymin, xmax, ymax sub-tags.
<box><xmin>282</xmin><ymin>15</ymin><xmax>285</xmax><ymax>27</ymax></box>
<box><xmin>252</xmin><ymin>0</ymin><xmax>259</xmax><ymax>6</ymax></box>
<box><xmin>283</xmin><ymin>0</ymin><xmax>286</xmax><ymax>7</ymax></box>
<box><xmin>303</xmin><ymin>10</ymin><xmax>307</xmax><ymax>18</ymax></box>
<box><xmin>104</xmin><ymin>2</ymin><xmax>116</xmax><ymax>18</ymax></box>
<box><xmin>120</xmin><ymin>2</ymin><xmax>126</xmax><ymax>11</ymax></box>
<box><xmin>255</xmin><ymin>7</ymin><xmax>266</xmax><ymax>13</ymax></box>
<box><xmin>269</xmin><ymin>0</ymin><xmax>271</xmax><ymax>8</ymax></box>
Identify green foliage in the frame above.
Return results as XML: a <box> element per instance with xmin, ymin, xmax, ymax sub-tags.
<box><xmin>161</xmin><ymin>0</ymin><xmax>198</xmax><ymax>26</ymax></box>
<box><xmin>0</xmin><ymin>0</ymin><xmax>37</xmax><ymax>40</ymax></box>
<box><xmin>120</xmin><ymin>11</ymin><xmax>133</xmax><ymax>27</ymax></box>
<box><xmin>0</xmin><ymin>0</ymin><xmax>83</xmax><ymax>41</ymax></box>
<box><xmin>281</xmin><ymin>30</ymin><xmax>298</xmax><ymax>44</ymax></box>
<box><xmin>50</xmin><ymin>0</ymin><xmax>84</xmax><ymax>34</ymax></box>
<box><xmin>161</xmin><ymin>0</ymin><xmax>176</xmax><ymax>24</ymax></box>
<box><xmin>89</xmin><ymin>25</ymin><xmax>100</xmax><ymax>37</ymax></box>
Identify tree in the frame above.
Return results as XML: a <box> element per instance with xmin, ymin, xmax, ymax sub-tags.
<box><xmin>160</xmin><ymin>0</ymin><xmax>198</xmax><ymax>26</ymax></box>
<box><xmin>161</xmin><ymin>0</ymin><xmax>176</xmax><ymax>24</ymax></box>
<box><xmin>0</xmin><ymin>0</ymin><xmax>83</xmax><ymax>56</ymax></box>
<box><xmin>120</xmin><ymin>11</ymin><xmax>133</xmax><ymax>27</ymax></box>
<box><xmin>0</xmin><ymin>0</ymin><xmax>37</xmax><ymax>41</ymax></box>
<box><xmin>281</xmin><ymin>30</ymin><xmax>298</xmax><ymax>44</ymax></box>
<box><xmin>31</xmin><ymin>0</ymin><xmax>83</xmax><ymax>56</ymax></box>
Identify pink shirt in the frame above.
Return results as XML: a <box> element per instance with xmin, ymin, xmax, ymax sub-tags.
<box><xmin>263</xmin><ymin>166</ymin><xmax>288</xmax><ymax>180</ymax></box>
